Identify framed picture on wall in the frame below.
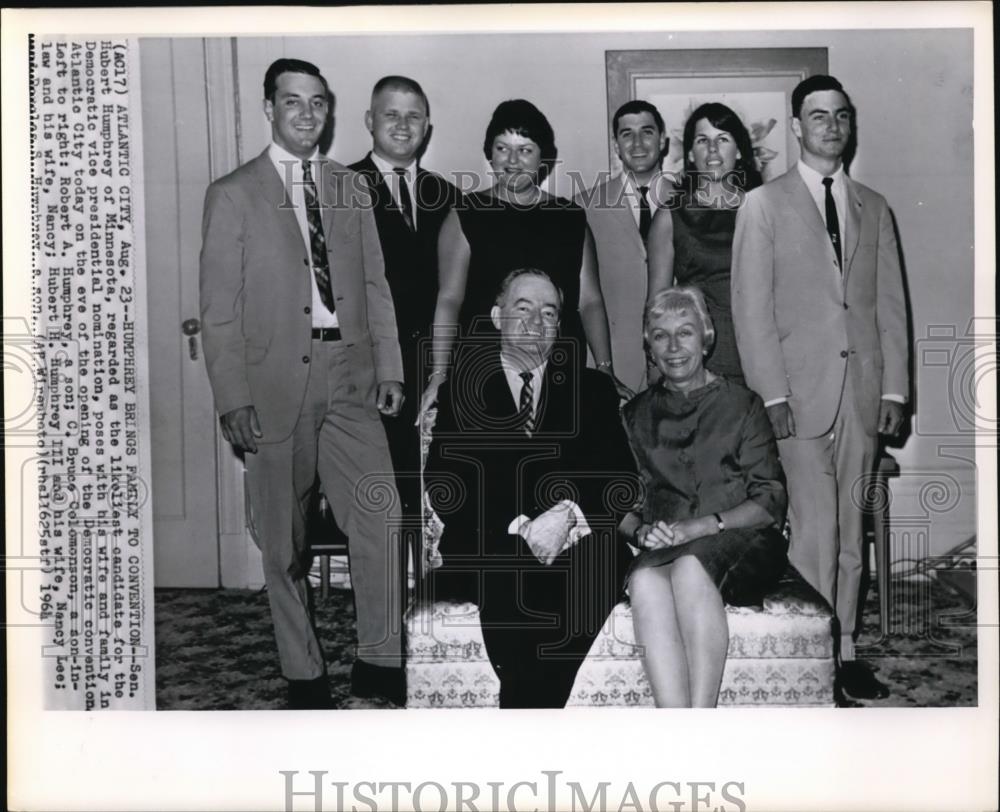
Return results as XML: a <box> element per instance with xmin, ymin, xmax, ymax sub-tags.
<box><xmin>606</xmin><ymin>47</ymin><xmax>828</xmax><ymax>182</ymax></box>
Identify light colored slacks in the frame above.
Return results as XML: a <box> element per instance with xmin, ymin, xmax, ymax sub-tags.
<box><xmin>245</xmin><ymin>339</ymin><xmax>402</xmax><ymax>679</ymax></box>
<box><xmin>778</xmin><ymin>372</ymin><xmax>876</xmax><ymax>662</ymax></box>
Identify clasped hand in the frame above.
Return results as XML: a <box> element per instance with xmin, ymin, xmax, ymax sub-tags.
<box><xmin>636</xmin><ymin>519</ymin><xmax>701</xmax><ymax>550</ymax></box>
<box><xmin>521</xmin><ymin>500</ymin><xmax>578</xmax><ymax>565</ymax></box>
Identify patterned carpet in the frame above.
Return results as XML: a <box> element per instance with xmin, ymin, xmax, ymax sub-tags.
<box><xmin>154</xmin><ymin>573</ymin><xmax>977</xmax><ymax>710</ymax></box>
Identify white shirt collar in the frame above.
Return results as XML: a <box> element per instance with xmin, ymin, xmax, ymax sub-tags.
<box><xmin>797</xmin><ymin>158</ymin><xmax>846</xmax><ymax>191</ymax></box>
<box><xmin>268</xmin><ymin>141</ymin><xmax>320</xmax><ymax>172</ymax></box>
<box><xmin>370</xmin><ymin>151</ymin><xmax>417</xmax><ymax>180</ymax></box>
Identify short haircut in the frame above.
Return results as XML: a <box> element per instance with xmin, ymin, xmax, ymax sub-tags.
<box><xmin>495</xmin><ymin>268</ymin><xmax>563</xmax><ymax>311</ymax></box>
<box><xmin>612</xmin><ymin>99</ymin><xmax>666</xmax><ymax>138</ymax></box>
<box><xmin>263</xmin><ymin>58</ymin><xmax>330</xmax><ymax>103</ymax></box>
<box><xmin>643</xmin><ymin>286</ymin><xmax>715</xmax><ymax>350</ymax></box>
<box><xmin>371</xmin><ymin>75</ymin><xmax>430</xmax><ymax>117</ymax></box>
<box><xmin>791</xmin><ymin>74</ymin><xmax>851</xmax><ymax>119</ymax></box>
<box><xmin>681</xmin><ymin>102</ymin><xmax>762</xmax><ymax>192</ymax></box>
<box><xmin>482</xmin><ymin>99</ymin><xmax>558</xmax><ymax>184</ymax></box>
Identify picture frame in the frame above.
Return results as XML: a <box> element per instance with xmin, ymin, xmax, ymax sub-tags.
<box><xmin>606</xmin><ymin>47</ymin><xmax>828</xmax><ymax>181</ymax></box>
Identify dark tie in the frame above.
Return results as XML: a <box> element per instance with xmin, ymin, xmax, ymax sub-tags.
<box><xmin>393</xmin><ymin>167</ymin><xmax>415</xmax><ymax>231</ymax></box>
<box><xmin>638</xmin><ymin>185</ymin><xmax>651</xmax><ymax>244</ymax></box>
<box><xmin>518</xmin><ymin>371</ymin><xmax>535</xmax><ymax>436</ymax></box>
<box><xmin>302</xmin><ymin>160</ymin><xmax>335</xmax><ymax>313</ymax></box>
<box><xmin>822</xmin><ymin>176</ymin><xmax>842</xmax><ymax>271</ymax></box>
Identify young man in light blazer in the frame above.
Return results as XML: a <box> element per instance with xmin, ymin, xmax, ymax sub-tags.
<box><xmin>200</xmin><ymin>58</ymin><xmax>405</xmax><ymax>708</ymax></box>
<box><xmin>732</xmin><ymin>74</ymin><xmax>908</xmax><ymax>704</ymax></box>
<box><xmin>578</xmin><ymin>100</ymin><xmax>670</xmax><ymax>393</ymax></box>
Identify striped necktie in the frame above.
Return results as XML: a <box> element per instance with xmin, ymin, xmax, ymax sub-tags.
<box><xmin>518</xmin><ymin>371</ymin><xmax>535</xmax><ymax>436</ymax></box>
<box><xmin>302</xmin><ymin>160</ymin><xmax>335</xmax><ymax>313</ymax></box>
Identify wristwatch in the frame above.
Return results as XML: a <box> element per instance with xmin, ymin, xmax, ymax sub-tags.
<box><xmin>713</xmin><ymin>513</ymin><xmax>726</xmax><ymax>533</ymax></box>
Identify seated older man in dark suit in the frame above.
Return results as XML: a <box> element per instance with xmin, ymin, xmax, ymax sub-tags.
<box><xmin>424</xmin><ymin>269</ymin><xmax>639</xmax><ymax>708</ymax></box>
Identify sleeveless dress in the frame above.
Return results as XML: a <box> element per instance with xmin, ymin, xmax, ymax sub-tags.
<box><xmin>456</xmin><ymin>190</ymin><xmax>588</xmax><ymax>356</ymax></box>
<box><xmin>622</xmin><ymin>377</ymin><xmax>788</xmax><ymax>606</ymax></box>
<box><xmin>671</xmin><ymin>204</ymin><xmax>744</xmax><ymax>384</ymax></box>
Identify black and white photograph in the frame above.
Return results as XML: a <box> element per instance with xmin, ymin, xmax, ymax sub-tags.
<box><xmin>4</xmin><ymin>4</ymin><xmax>996</xmax><ymax>811</ymax></box>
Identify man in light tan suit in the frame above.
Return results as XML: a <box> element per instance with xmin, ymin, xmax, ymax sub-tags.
<box><xmin>732</xmin><ymin>75</ymin><xmax>908</xmax><ymax>704</ymax></box>
<box><xmin>200</xmin><ymin>58</ymin><xmax>405</xmax><ymax>708</ymax></box>
<box><xmin>578</xmin><ymin>100</ymin><xmax>670</xmax><ymax>393</ymax></box>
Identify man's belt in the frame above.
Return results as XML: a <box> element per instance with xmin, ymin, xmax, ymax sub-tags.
<box><xmin>311</xmin><ymin>327</ymin><xmax>342</xmax><ymax>341</ymax></box>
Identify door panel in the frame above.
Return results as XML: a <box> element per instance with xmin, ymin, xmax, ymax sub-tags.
<box><xmin>140</xmin><ymin>39</ymin><xmax>221</xmax><ymax>587</ymax></box>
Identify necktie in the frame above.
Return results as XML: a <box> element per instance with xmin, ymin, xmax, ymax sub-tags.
<box><xmin>638</xmin><ymin>185</ymin><xmax>651</xmax><ymax>244</ymax></box>
<box><xmin>822</xmin><ymin>176</ymin><xmax>842</xmax><ymax>271</ymax></box>
<box><xmin>393</xmin><ymin>167</ymin><xmax>415</xmax><ymax>231</ymax></box>
<box><xmin>518</xmin><ymin>371</ymin><xmax>535</xmax><ymax>436</ymax></box>
<box><xmin>302</xmin><ymin>160</ymin><xmax>335</xmax><ymax>313</ymax></box>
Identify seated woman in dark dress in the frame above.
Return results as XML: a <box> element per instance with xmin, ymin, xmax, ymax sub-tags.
<box><xmin>645</xmin><ymin>103</ymin><xmax>762</xmax><ymax>385</ymax></box>
<box><xmin>619</xmin><ymin>286</ymin><xmax>788</xmax><ymax>707</ymax></box>
<box><xmin>418</xmin><ymin>99</ymin><xmax>630</xmax><ymax>416</ymax></box>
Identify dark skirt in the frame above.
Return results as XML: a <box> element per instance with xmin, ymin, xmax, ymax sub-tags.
<box><xmin>626</xmin><ymin>526</ymin><xmax>788</xmax><ymax>607</ymax></box>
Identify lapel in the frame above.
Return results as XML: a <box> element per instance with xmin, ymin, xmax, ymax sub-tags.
<box><xmin>842</xmin><ymin>175</ymin><xmax>863</xmax><ymax>279</ymax></box>
<box><xmin>605</xmin><ymin>174</ymin><xmax>645</xmax><ymax>254</ymax></box>
<box><xmin>248</xmin><ymin>149</ymin><xmax>307</xmax><ymax>252</ymax></box>
<box><xmin>783</xmin><ymin>168</ymin><xmax>831</xmax><ymax>247</ymax></box>
<box><xmin>483</xmin><ymin>354</ymin><xmax>520</xmax><ymax>423</ymax></box>
<box><xmin>363</xmin><ymin>151</ymin><xmax>418</xmax><ymax>230</ymax></box>
<box><xmin>318</xmin><ymin>157</ymin><xmax>343</xmax><ymax>239</ymax></box>
<box><xmin>534</xmin><ymin>352</ymin><xmax>575</xmax><ymax>434</ymax></box>
<box><xmin>479</xmin><ymin>351</ymin><xmax>572</xmax><ymax>435</ymax></box>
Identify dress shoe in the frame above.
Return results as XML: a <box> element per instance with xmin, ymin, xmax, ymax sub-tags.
<box><xmin>351</xmin><ymin>659</ymin><xmax>406</xmax><ymax>707</ymax></box>
<box><xmin>288</xmin><ymin>676</ymin><xmax>333</xmax><ymax>710</ymax></box>
<box><xmin>838</xmin><ymin>660</ymin><xmax>890</xmax><ymax>700</ymax></box>
<box><xmin>833</xmin><ymin>683</ymin><xmax>863</xmax><ymax>708</ymax></box>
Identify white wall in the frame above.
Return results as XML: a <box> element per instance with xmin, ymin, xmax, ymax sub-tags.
<box><xmin>221</xmin><ymin>29</ymin><xmax>976</xmax><ymax>557</ymax></box>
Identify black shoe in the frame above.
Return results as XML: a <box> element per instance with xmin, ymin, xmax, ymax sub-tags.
<box><xmin>351</xmin><ymin>660</ymin><xmax>406</xmax><ymax>707</ymax></box>
<box><xmin>838</xmin><ymin>660</ymin><xmax>890</xmax><ymax>700</ymax></box>
<box><xmin>833</xmin><ymin>683</ymin><xmax>863</xmax><ymax>708</ymax></box>
<box><xmin>288</xmin><ymin>676</ymin><xmax>333</xmax><ymax>710</ymax></box>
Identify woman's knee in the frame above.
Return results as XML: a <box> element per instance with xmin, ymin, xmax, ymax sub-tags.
<box><xmin>669</xmin><ymin>554</ymin><xmax>709</xmax><ymax>582</ymax></box>
<box><xmin>627</xmin><ymin>565</ymin><xmax>672</xmax><ymax>605</ymax></box>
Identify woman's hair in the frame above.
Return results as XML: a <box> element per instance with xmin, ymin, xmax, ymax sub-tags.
<box><xmin>643</xmin><ymin>286</ymin><xmax>715</xmax><ymax>350</ymax></box>
<box><xmin>681</xmin><ymin>102</ymin><xmax>762</xmax><ymax>193</ymax></box>
<box><xmin>482</xmin><ymin>99</ymin><xmax>558</xmax><ymax>184</ymax></box>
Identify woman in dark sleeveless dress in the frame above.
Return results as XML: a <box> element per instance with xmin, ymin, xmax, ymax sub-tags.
<box><xmin>418</xmin><ymin>100</ymin><xmax>631</xmax><ymax>415</ymax></box>
<box><xmin>646</xmin><ymin>103</ymin><xmax>762</xmax><ymax>385</ymax></box>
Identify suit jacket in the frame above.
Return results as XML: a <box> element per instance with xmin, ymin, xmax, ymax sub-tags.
<box><xmin>577</xmin><ymin>174</ymin><xmax>648</xmax><ymax>393</ymax></box>
<box><xmin>425</xmin><ymin>343</ymin><xmax>639</xmax><ymax>569</ymax></box>
<box><xmin>731</xmin><ymin>168</ymin><xmax>908</xmax><ymax>439</ymax></box>
<box><xmin>577</xmin><ymin>173</ymin><xmax>675</xmax><ymax>393</ymax></box>
<box><xmin>199</xmin><ymin>149</ymin><xmax>402</xmax><ymax>442</ymax></box>
<box><xmin>348</xmin><ymin>154</ymin><xmax>461</xmax><ymax>397</ymax></box>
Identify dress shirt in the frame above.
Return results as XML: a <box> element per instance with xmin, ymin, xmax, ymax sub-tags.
<box><xmin>500</xmin><ymin>353</ymin><xmax>544</xmax><ymax>416</ymax></box>
<box><xmin>370</xmin><ymin>151</ymin><xmax>418</xmax><ymax>229</ymax></box>
<box><xmin>621</xmin><ymin>174</ymin><xmax>648</xmax><ymax>231</ymax></box>
<box><xmin>797</xmin><ymin>159</ymin><xmax>848</xmax><ymax>250</ymax></box>
<box><xmin>764</xmin><ymin>161</ymin><xmax>903</xmax><ymax>406</ymax></box>
<box><xmin>498</xmin><ymin>353</ymin><xmax>592</xmax><ymax>546</ymax></box>
<box><xmin>268</xmin><ymin>142</ymin><xmax>338</xmax><ymax>328</ymax></box>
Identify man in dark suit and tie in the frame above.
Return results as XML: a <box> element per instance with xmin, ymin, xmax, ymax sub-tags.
<box><xmin>731</xmin><ymin>75</ymin><xmax>908</xmax><ymax>704</ymax></box>
<box><xmin>424</xmin><ymin>269</ymin><xmax>638</xmax><ymax>708</ymax></box>
<box><xmin>348</xmin><ymin>76</ymin><xmax>462</xmax><ymax>581</ymax></box>
<box><xmin>578</xmin><ymin>100</ymin><xmax>671</xmax><ymax>393</ymax></box>
<box><xmin>200</xmin><ymin>58</ymin><xmax>405</xmax><ymax>708</ymax></box>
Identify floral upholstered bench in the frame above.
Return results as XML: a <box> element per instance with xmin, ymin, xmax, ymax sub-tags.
<box><xmin>406</xmin><ymin>411</ymin><xmax>836</xmax><ymax>708</ymax></box>
<box><xmin>406</xmin><ymin>564</ymin><xmax>835</xmax><ymax>708</ymax></box>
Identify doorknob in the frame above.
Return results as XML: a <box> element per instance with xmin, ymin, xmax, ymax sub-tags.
<box><xmin>182</xmin><ymin>318</ymin><xmax>201</xmax><ymax>360</ymax></box>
